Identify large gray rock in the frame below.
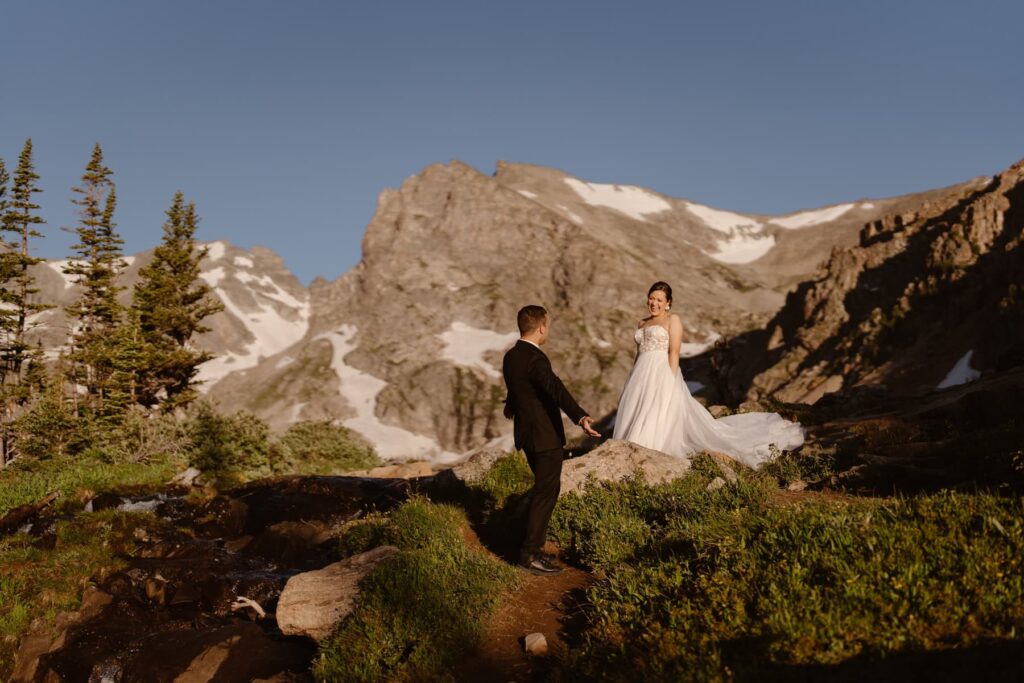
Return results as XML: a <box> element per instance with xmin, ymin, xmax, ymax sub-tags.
<box><xmin>276</xmin><ymin>545</ymin><xmax>400</xmax><ymax>640</ymax></box>
<box><xmin>559</xmin><ymin>439</ymin><xmax>693</xmax><ymax>496</ymax></box>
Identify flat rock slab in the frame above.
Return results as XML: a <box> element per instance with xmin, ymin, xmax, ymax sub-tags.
<box><xmin>559</xmin><ymin>439</ymin><xmax>692</xmax><ymax>496</ymax></box>
<box><xmin>276</xmin><ymin>545</ymin><xmax>400</xmax><ymax>640</ymax></box>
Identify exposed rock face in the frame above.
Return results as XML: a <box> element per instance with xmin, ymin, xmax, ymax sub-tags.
<box><xmin>729</xmin><ymin>163</ymin><xmax>1024</xmax><ymax>403</ymax></box>
<box><xmin>27</xmin><ymin>240</ymin><xmax>310</xmax><ymax>395</ymax></box>
<box><xmin>276</xmin><ymin>545</ymin><xmax>401</xmax><ymax>640</ymax></box>
<box><xmin>559</xmin><ymin>439</ymin><xmax>693</xmax><ymax>495</ymax></box>
<box><xmin>204</xmin><ymin>161</ymin><xmax>922</xmax><ymax>461</ymax></box>
<box><xmin>30</xmin><ymin>160</ymin><xmax>1003</xmax><ymax>463</ymax></box>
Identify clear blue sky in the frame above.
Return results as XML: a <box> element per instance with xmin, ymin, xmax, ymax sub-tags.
<box><xmin>2</xmin><ymin>0</ymin><xmax>1021</xmax><ymax>283</ymax></box>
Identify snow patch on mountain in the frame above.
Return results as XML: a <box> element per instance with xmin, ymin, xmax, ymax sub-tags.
<box><xmin>234</xmin><ymin>256</ymin><xmax>254</xmax><ymax>268</ymax></box>
<box><xmin>564</xmin><ymin>178</ymin><xmax>670</xmax><ymax>221</ymax></box>
<box><xmin>201</xmin><ymin>267</ymin><xmax>227</xmax><ymax>288</ymax></box>
<box><xmin>684</xmin><ymin>202</ymin><xmax>761</xmax><ymax>234</ymax></box>
<box><xmin>205</xmin><ymin>241</ymin><xmax>227</xmax><ymax>261</ymax></box>
<box><xmin>680</xmin><ymin>332</ymin><xmax>721</xmax><ymax>358</ymax></box>
<box><xmin>196</xmin><ymin>264</ymin><xmax>311</xmax><ymax>387</ymax></box>
<box><xmin>517</xmin><ymin>190</ymin><xmax>538</xmax><ymax>199</ymax></box>
<box><xmin>710</xmin><ymin>232</ymin><xmax>776</xmax><ymax>264</ymax></box>
<box><xmin>556</xmin><ymin>204</ymin><xmax>584</xmax><ymax>224</ymax></box>
<box><xmin>437</xmin><ymin>322</ymin><xmax>518</xmax><ymax>378</ymax></box>
<box><xmin>47</xmin><ymin>260</ymin><xmax>78</xmax><ymax>289</ymax></box>
<box><xmin>771</xmin><ymin>203</ymin><xmax>855</xmax><ymax>229</ymax></box>
<box><xmin>937</xmin><ymin>350</ymin><xmax>981</xmax><ymax>389</ymax></box>
<box><xmin>322</xmin><ymin>324</ymin><xmax>458</xmax><ymax>462</ymax></box>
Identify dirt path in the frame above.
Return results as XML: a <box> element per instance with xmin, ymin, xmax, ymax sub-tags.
<box><xmin>456</xmin><ymin>532</ymin><xmax>595</xmax><ymax>682</ymax></box>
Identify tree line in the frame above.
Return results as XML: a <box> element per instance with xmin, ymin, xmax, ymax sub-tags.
<box><xmin>0</xmin><ymin>139</ymin><xmax>223</xmax><ymax>466</ymax></box>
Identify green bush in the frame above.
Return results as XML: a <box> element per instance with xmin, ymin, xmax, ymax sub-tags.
<box><xmin>548</xmin><ymin>472</ymin><xmax>1024</xmax><ymax>681</ymax></box>
<box><xmin>11</xmin><ymin>385</ymin><xmax>87</xmax><ymax>460</ymax></box>
<box><xmin>278</xmin><ymin>420</ymin><xmax>379</xmax><ymax>474</ymax></box>
<box><xmin>317</xmin><ymin>498</ymin><xmax>518</xmax><ymax>681</ymax></box>
<box><xmin>185</xmin><ymin>403</ymin><xmax>284</xmax><ymax>482</ymax></box>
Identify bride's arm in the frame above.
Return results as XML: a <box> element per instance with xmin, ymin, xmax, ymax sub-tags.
<box><xmin>667</xmin><ymin>315</ymin><xmax>683</xmax><ymax>374</ymax></box>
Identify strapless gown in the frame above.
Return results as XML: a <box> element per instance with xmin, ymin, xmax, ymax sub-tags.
<box><xmin>612</xmin><ymin>325</ymin><xmax>804</xmax><ymax>468</ymax></box>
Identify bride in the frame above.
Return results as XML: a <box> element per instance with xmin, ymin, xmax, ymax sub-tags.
<box><xmin>612</xmin><ymin>281</ymin><xmax>804</xmax><ymax>468</ymax></box>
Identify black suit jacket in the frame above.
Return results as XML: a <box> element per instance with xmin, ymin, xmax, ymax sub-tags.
<box><xmin>502</xmin><ymin>340</ymin><xmax>588</xmax><ymax>454</ymax></box>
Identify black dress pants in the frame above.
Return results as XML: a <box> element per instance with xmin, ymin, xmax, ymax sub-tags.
<box><xmin>521</xmin><ymin>447</ymin><xmax>564</xmax><ymax>560</ymax></box>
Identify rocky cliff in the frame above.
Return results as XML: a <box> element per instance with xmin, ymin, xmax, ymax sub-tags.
<box><xmin>201</xmin><ymin>160</ymin><xmax>952</xmax><ymax>461</ymax></box>
<box><xmin>728</xmin><ymin>161</ymin><xmax>1023</xmax><ymax>404</ymax></box>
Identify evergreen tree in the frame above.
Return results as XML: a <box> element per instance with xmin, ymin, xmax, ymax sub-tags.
<box><xmin>63</xmin><ymin>143</ymin><xmax>127</xmax><ymax>413</ymax></box>
<box><xmin>133</xmin><ymin>192</ymin><xmax>223</xmax><ymax>410</ymax></box>
<box><xmin>0</xmin><ymin>141</ymin><xmax>53</xmax><ymax>465</ymax></box>
<box><xmin>1</xmin><ymin>139</ymin><xmax>53</xmax><ymax>378</ymax></box>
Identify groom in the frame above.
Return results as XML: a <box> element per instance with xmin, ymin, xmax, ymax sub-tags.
<box><xmin>503</xmin><ymin>305</ymin><xmax>599</xmax><ymax>575</ymax></box>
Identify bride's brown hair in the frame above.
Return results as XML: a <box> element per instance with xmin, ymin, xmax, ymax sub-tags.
<box><xmin>648</xmin><ymin>281</ymin><xmax>673</xmax><ymax>305</ymax></box>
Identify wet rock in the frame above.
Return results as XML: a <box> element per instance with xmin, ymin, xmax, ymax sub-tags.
<box><xmin>171</xmin><ymin>467</ymin><xmax>203</xmax><ymax>487</ymax></box>
<box><xmin>10</xmin><ymin>587</ymin><xmax>112</xmax><ymax>683</ymax></box>
<box><xmin>245</xmin><ymin>520</ymin><xmax>338</xmax><ymax>567</ymax></box>
<box><xmin>524</xmin><ymin>632</ymin><xmax>548</xmax><ymax>655</ymax></box>
<box><xmin>90</xmin><ymin>491</ymin><xmax>127</xmax><ymax>512</ymax></box>
<box><xmin>277</xmin><ymin>545</ymin><xmax>401</xmax><ymax>640</ymax></box>
<box><xmin>559</xmin><ymin>440</ymin><xmax>691</xmax><ymax>496</ymax></box>
<box><xmin>0</xmin><ymin>491</ymin><xmax>60</xmax><ymax>535</ymax></box>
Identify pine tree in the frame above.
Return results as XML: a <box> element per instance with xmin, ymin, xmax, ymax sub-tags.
<box><xmin>0</xmin><ymin>141</ymin><xmax>53</xmax><ymax>466</ymax></box>
<box><xmin>1</xmin><ymin>139</ymin><xmax>53</xmax><ymax>378</ymax></box>
<box><xmin>63</xmin><ymin>143</ymin><xmax>127</xmax><ymax>413</ymax></box>
<box><xmin>133</xmin><ymin>192</ymin><xmax>223</xmax><ymax>410</ymax></box>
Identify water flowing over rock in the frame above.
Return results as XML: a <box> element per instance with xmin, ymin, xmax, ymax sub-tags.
<box><xmin>276</xmin><ymin>546</ymin><xmax>402</xmax><ymax>640</ymax></box>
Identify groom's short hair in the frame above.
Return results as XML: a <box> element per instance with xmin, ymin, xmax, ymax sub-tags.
<box><xmin>517</xmin><ymin>305</ymin><xmax>548</xmax><ymax>335</ymax></box>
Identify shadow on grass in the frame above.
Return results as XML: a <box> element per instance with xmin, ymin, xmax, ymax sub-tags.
<box><xmin>733</xmin><ymin>638</ymin><xmax>1024</xmax><ymax>683</ymax></box>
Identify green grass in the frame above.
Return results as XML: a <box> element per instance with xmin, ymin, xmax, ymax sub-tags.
<box><xmin>547</xmin><ymin>467</ymin><xmax>1024</xmax><ymax>681</ymax></box>
<box><xmin>0</xmin><ymin>455</ymin><xmax>181</xmax><ymax>518</ymax></box>
<box><xmin>472</xmin><ymin>450</ymin><xmax>534</xmax><ymax>506</ymax></box>
<box><xmin>0</xmin><ymin>510</ymin><xmax>164</xmax><ymax>679</ymax></box>
<box><xmin>315</xmin><ymin>497</ymin><xmax>519</xmax><ymax>682</ymax></box>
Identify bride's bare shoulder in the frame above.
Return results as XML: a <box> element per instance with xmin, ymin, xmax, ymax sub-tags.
<box><xmin>669</xmin><ymin>313</ymin><xmax>683</xmax><ymax>328</ymax></box>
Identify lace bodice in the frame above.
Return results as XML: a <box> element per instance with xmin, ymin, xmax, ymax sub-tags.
<box><xmin>635</xmin><ymin>324</ymin><xmax>670</xmax><ymax>354</ymax></box>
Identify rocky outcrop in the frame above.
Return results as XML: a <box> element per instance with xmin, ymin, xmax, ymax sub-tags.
<box><xmin>276</xmin><ymin>545</ymin><xmax>401</xmax><ymax>640</ymax></box>
<box><xmin>730</xmin><ymin>162</ymin><xmax>1024</xmax><ymax>404</ymax></box>
<box><xmin>559</xmin><ymin>440</ymin><xmax>695</xmax><ymax>495</ymax></box>
<box><xmin>205</xmin><ymin>160</ymin><xmax>921</xmax><ymax>460</ymax></box>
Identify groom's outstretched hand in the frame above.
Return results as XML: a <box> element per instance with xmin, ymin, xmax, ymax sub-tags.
<box><xmin>579</xmin><ymin>416</ymin><xmax>600</xmax><ymax>437</ymax></box>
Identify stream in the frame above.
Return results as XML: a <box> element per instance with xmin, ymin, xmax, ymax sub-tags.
<box><xmin>18</xmin><ymin>475</ymin><xmax>418</xmax><ymax>682</ymax></box>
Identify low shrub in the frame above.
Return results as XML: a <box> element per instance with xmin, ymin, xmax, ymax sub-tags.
<box><xmin>549</xmin><ymin>471</ymin><xmax>1024</xmax><ymax>681</ymax></box>
<box><xmin>184</xmin><ymin>403</ymin><xmax>285</xmax><ymax>483</ymax></box>
<box><xmin>278</xmin><ymin>420</ymin><xmax>379</xmax><ymax>474</ymax></box>
<box><xmin>317</xmin><ymin>497</ymin><xmax>518</xmax><ymax>681</ymax></box>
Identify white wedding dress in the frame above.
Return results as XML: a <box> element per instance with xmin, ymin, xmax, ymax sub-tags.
<box><xmin>612</xmin><ymin>325</ymin><xmax>804</xmax><ymax>468</ymax></box>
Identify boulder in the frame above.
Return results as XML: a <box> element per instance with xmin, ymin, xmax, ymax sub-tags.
<box><xmin>559</xmin><ymin>440</ymin><xmax>691</xmax><ymax>496</ymax></box>
<box><xmin>171</xmin><ymin>467</ymin><xmax>203</xmax><ymax>487</ymax></box>
<box><xmin>276</xmin><ymin>545</ymin><xmax>400</xmax><ymax>640</ymax></box>
<box><xmin>447</xmin><ymin>447</ymin><xmax>512</xmax><ymax>484</ymax></box>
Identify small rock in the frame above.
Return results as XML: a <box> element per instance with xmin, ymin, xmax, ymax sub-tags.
<box><xmin>786</xmin><ymin>480</ymin><xmax>808</xmax><ymax>492</ymax></box>
<box><xmin>708</xmin><ymin>405</ymin><xmax>731</xmax><ymax>418</ymax></box>
<box><xmin>523</xmin><ymin>632</ymin><xmax>548</xmax><ymax>656</ymax></box>
<box><xmin>171</xmin><ymin>467</ymin><xmax>203</xmax><ymax>487</ymax></box>
<box><xmin>706</xmin><ymin>477</ymin><xmax>727</xmax><ymax>491</ymax></box>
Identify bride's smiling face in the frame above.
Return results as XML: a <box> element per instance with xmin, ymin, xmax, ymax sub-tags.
<box><xmin>647</xmin><ymin>290</ymin><xmax>669</xmax><ymax>317</ymax></box>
